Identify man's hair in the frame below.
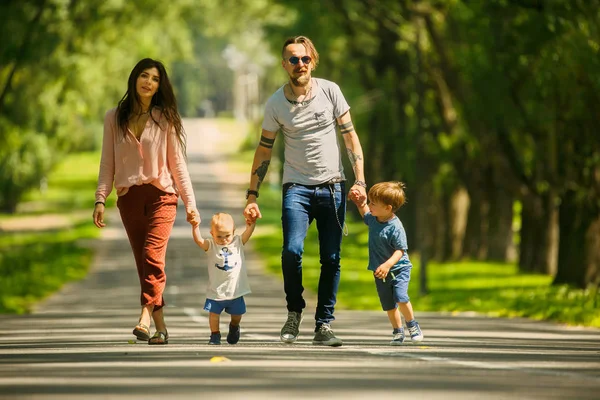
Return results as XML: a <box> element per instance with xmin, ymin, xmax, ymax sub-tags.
<box><xmin>368</xmin><ymin>182</ymin><xmax>407</xmax><ymax>212</ymax></box>
<box><xmin>281</xmin><ymin>36</ymin><xmax>319</xmax><ymax>70</ymax></box>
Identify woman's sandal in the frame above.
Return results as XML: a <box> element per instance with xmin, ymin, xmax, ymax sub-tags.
<box><xmin>132</xmin><ymin>323</ymin><xmax>150</xmax><ymax>341</ymax></box>
<box><xmin>148</xmin><ymin>331</ymin><xmax>169</xmax><ymax>345</ymax></box>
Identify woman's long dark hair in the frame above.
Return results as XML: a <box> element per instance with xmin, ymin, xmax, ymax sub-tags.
<box><xmin>116</xmin><ymin>58</ymin><xmax>186</xmax><ymax>154</ymax></box>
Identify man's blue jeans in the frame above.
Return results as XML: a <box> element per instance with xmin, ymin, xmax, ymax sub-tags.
<box><xmin>281</xmin><ymin>182</ymin><xmax>346</xmax><ymax>329</ymax></box>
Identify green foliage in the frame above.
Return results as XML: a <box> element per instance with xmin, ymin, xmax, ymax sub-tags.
<box><xmin>0</xmin><ymin>129</ymin><xmax>53</xmax><ymax>213</ymax></box>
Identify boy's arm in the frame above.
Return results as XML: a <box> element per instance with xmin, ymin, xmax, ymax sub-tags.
<box><xmin>192</xmin><ymin>225</ymin><xmax>210</xmax><ymax>251</ymax></box>
<box><xmin>241</xmin><ymin>221</ymin><xmax>256</xmax><ymax>245</ymax></box>
<box><xmin>374</xmin><ymin>250</ymin><xmax>404</xmax><ymax>280</ymax></box>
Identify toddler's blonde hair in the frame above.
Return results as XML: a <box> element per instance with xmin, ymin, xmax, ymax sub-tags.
<box><xmin>211</xmin><ymin>213</ymin><xmax>234</xmax><ymax>230</ymax></box>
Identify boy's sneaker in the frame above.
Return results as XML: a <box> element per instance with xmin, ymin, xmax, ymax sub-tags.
<box><xmin>390</xmin><ymin>328</ymin><xmax>405</xmax><ymax>346</ymax></box>
<box><xmin>227</xmin><ymin>324</ymin><xmax>240</xmax><ymax>345</ymax></box>
<box><xmin>208</xmin><ymin>332</ymin><xmax>221</xmax><ymax>345</ymax></box>
<box><xmin>280</xmin><ymin>311</ymin><xmax>302</xmax><ymax>343</ymax></box>
<box><xmin>312</xmin><ymin>324</ymin><xmax>343</xmax><ymax>347</ymax></box>
<box><xmin>406</xmin><ymin>320</ymin><xmax>423</xmax><ymax>343</ymax></box>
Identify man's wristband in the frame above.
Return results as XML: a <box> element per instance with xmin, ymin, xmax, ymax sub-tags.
<box><xmin>246</xmin><ymin>189</ymin><xmax>259</xmax><ymax>199</ymax></box>
<box><xmin>354</xmin><ymin>180</ymin><xmax>367</xmax><ymax>188</ymax></box>
<box><xmin>95</xmin><ymin>201</ymin><xmax>105</xmax><ymax>207</ymax></box>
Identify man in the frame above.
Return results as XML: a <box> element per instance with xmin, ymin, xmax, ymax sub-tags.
<box><xmin>243</xmin><ymin>36</ymin><xmax>367</xmax><ymax>347</ymax></box>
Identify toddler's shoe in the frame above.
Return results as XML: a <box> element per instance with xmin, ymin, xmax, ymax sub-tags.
<box><xmin>209</xmin><ymin>332</ymin><xmax>221</xmax><ymax>345</ymax></box>
<box><xmin>390</xmin><ymin>328</ymin><xmax>404</xmax><ymax>345</ymax></box>
<box><xmin>227</xmin><ymin>324</ymin><xmax>240</xmax><ymax>345</ymax></box>
<box><xmin>406</xmin><ymin>320</ymin><xmax>423</xmax><ymax>343</ymax></box>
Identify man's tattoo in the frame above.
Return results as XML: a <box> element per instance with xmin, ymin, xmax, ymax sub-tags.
<box><xmin>347</xmin><ymin>149</ymin><xmax>362</xmax><ymax>167</ymax></box>
<box><xmin>253</xmin><ymin>160</ymin><xmax>270</xmax><ymax>189</ymax></box>
<box><xmin>339</xmin><ymin>121</ymin><xmax>354</xmax><ymax>135</ymax></box>
<box><xmin>259</xmin><ymin>135</ymin><xmax>275</xmax><ymax>149</ymax></box>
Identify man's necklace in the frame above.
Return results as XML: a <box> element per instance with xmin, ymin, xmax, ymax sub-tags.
<box><xmin>289</xmin><ymin>81</ymin><xmax>312</xmax><ymax>105</ymax></box>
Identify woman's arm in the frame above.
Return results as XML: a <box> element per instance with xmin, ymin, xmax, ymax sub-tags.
<box><xmin>93</xmin><ymin>110</ymin><xmax>117</xmax><ymax>228</ymax></box>
<box><xmin>166</xmin><ymin>125</ymin><xmax>200</xmax><ymax>226</ymax></box>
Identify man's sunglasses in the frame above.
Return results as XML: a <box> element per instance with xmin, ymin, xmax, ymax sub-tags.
<box><xmin>288</xmin><ymin>56</ymin><xmax>312</xmax><ymax>65</ymax></box>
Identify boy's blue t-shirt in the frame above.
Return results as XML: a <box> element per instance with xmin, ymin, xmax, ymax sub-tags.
<box><xmin>363</xmin><ymin>212</ymin><xmax>412</xmax><ymax>272</ymax></box>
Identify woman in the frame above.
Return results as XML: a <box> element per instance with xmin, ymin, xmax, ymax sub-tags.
<box><xmin>93</xmin><ymin>58</ymin><xmax>199</xmax><ymax>345</ymax></box>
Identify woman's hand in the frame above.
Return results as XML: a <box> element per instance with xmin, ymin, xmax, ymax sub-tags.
<box><xmin>93</xmin><ymin>203</ymin><xmax>106</xmax><ymax>228</ymax></box>
<box><xmin>186</xmin><ymin>208</ymin><xmax>201</xmax><ymax>226</ymax></box>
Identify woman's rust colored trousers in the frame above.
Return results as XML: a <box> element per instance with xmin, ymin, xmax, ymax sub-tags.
<box><xmin>118</xmin><ymin>184</ymin><xmax>177</xmax><ymax>311</ymax></box>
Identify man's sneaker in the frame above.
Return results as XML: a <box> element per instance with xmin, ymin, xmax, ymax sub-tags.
<box><xmin>227</xmin><ymin>324</ymin><xmax>240</xmax><ymax>345</ymax></box>
<box><xmin>406</xmin><ymin>320</ymin><xmax>423</xmax><ymax>343</ymax></box>
<box><xmin>280</xmin><ymin>311</ymin><xmax>302</xmax><ymax>343</ymax></box>
<box><xmin>208</xmin><ymin>332</ymin><xmax>221</xmax><ymax>345</ymax></box>
<box><xmin>312</xmin><ymin>324</ymin><xmax>343</xmax><ymax>347</ymax></box>
<box><xmin>390</xmin><ymin>328</ymin><xmax>405</xmax><ymax>346</ymax></box>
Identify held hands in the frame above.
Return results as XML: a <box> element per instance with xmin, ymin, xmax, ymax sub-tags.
<box><xmin>348</xmin><ymin>188</ymin><xmax>367</xmax><ymax>207</ymax></box>
<box><xmin>93</xmin><ymin>203</ymin><xmax>106</xmax><ymax>228</ymax></box>
<box><xmin>243</xmin><ymin>203</ymin><xmax>261</xmax><ymax>224</ymax></box>
<box><xmin>186</xmin><ymin>208</ymin><xmax>201</xmax><ymax>227</ymax></box>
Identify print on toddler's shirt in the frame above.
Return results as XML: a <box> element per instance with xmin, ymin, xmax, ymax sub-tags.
<box><xmin>215</xmin><ymin>246</ymin><xmax>236</xmax><ymax>271</ymax></box>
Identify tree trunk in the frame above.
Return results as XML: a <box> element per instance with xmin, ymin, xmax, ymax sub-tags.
<box><xmin>518</xmin><ymin>190</ymin><xmax>557</xmax><ymax>274</ymax></box>
<box><xmin>438</xmin><ymin>189</ymin><xmax>454</xmax><ymax>261</ymax></box>
<box><xmin>402</xmin><ymin>188</ymin><xmax>418</xmax><ymax>253</ymax></box>
<box><xmin>462</xmin><ymin>181</ymin><xmax>486</xmax><ymax>260</ymax></box>
<box><xmin>585</xmin><ymin>216</ymin><xmax>600</xmax><ymax>287</ymax></box>
<box><xmin>486</xmin><ymin>173</ymin><xmax>514</xmax><ymax>262</ymax></box>
<box><xmin>553</xmin><ymin>190</ymin><xmax>594</xmax><ymax>288</ymax></box>
<box><xmin>450</xmin><ymin>187</ymin><xmax>469</xmax><ymax>259</ymax></box>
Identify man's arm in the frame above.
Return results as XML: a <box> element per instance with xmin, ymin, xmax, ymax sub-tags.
<box><xmin>337</xmin><ymin>111</ymin><xmax>367</xmax><ymax>196</ymax></box>
<box><xmin>243</xmin><ymin>129</ymin><xmax>277</xmax><ymax>222</ymax></box>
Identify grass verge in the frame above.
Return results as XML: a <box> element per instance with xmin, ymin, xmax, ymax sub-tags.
<box><xmin>0</xmin><ymin>152</ymin><xmax>103</xmax><ymax>313</ymax></box>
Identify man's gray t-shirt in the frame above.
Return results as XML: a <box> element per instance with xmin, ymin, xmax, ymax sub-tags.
<box><xmin>262</xmin><ymin>78</ymin><xmax>350</xmax><ymax>185</ymax></box>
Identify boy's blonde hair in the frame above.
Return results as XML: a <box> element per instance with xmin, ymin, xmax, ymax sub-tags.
<box><xmin>211</xmin><ymin>213</ymin><xmax>234</xmax><ymax>230</ymax></box>
<box><xmin>368</xmin><ymin>181</ymin><xmax>406</xmax><ymax>212</ymax></box>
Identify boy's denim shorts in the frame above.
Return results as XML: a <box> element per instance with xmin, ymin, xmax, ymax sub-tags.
<box><xmin>374</xmin><ymin>267</ymin><xmax>411</xmax><ymax>311</ymax></box>
<box><xmin>203</xmin><ymin>296</ymin><xmax>246</xmax><ymax>315</ymax></box>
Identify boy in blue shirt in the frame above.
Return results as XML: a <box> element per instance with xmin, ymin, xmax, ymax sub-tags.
<box><xmin>349</xmin><ymin>181</ymin><xmax>424</xmax><ymax>345</ymax></box>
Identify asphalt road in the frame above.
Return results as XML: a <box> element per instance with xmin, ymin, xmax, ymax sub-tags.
<box><xmin>1</xmin><ymin>119</ymin><xmax>599</xmax><ymax>400</ymax></box>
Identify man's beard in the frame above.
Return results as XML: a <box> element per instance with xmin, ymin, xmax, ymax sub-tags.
<box><xmin>290</xmin><ymin>71</ymin><xmax>311</xmax><ymax>87</ymax></box>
